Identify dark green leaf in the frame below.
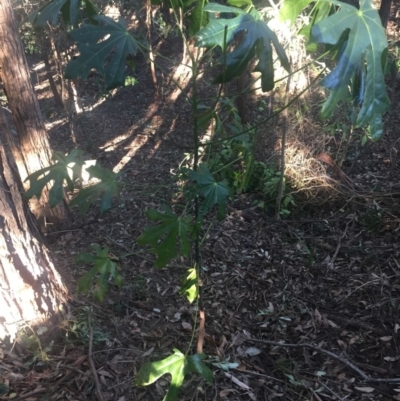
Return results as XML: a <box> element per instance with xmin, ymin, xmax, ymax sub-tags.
<box><xmin>195</xmin><ymin>4</ymin><xmax>289</xmax><ymax>92</ymax></box>
<box><xmin>65</xmin><ymin>16</ymin><xmax>139</xmax><ymax>90</ymax></box>
<box><xmin>189</xmin><ymin>0</ymin><xmax>208</xmax><ymax>37</ymax></box>
<box><xmin>77</xmin><ymin>266</ymin><xmax>99</xmax><ymax>295</ymax></box>
<box><xmin>24</xmin><ymin>149</ymin><xmax>83</xmax><ymax>207</ymax></box>
<box><xmin>70</xmin><ymin>164</ymin><xmax>120</xmax><ymax>214</ymax></box>
<box><xmin>76</xmin><ymin>245</ymin><xmax>122</xmax><ymax>301</ymax></box>
<box><xmin>34</xmin><ymin>0</ymin><xmax>98</xmax><ymax>27</ymax></box>
<box><xmin>137</xmin><ymin>206</ymin><xmax>193</xmax><ymax>268</ymax></box>
<box><xmin>189</xmin><ymin>164</ymin><xmax>230</xmax><ymax>219</ymax></box>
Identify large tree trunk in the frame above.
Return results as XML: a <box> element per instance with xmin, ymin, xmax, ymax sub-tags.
<box><xmin>0</xmin><ymin>140</ymin><xmax>68</xmax><ymax>340</ymax></box>
<box><xmin>0</xmin><ymin>0</ymin><xmax>71</xmax><ymax>233</ymax></box>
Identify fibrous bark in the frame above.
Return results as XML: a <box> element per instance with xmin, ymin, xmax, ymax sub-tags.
<box><xmin>0</xmin><ymin>0</ymin><xmax>71</xmax><ymax>233</ymax></box>
<box><xmin>0</xmin><ymin>141</ymin><xmax>68</xmax><ymax>340</ymax></box>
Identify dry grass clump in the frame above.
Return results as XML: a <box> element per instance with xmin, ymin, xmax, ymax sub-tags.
<box><xmin>283</xmin><ymin>138</ymin><xmax>343</xmax><ymax>203</ymax></box>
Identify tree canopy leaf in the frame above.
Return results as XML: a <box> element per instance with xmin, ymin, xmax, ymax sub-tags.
<box><xmin>34</xmin><ymin>0</ymin><xmax>98</xmax><ymax>28</ymax></box>
<box><xmin>195</xmin><ymin>3</ymin><xmax>290</xmax><ymax>92</ymax></box>
<box><xmin>65</xmin><ymin>16</ymin><xmax>139</xmax><ymax>90</ymax></box>
<box><xmin>280</xmin><ymin>0</ymin><xmax>390</xmax><ymax>140</ymax></box>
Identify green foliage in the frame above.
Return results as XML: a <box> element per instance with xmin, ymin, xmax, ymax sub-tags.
<box><xmin>281</xmin><ymin>0</ymin><xmax>390</xmax><ymax>140</ymax></box>
<box><xmin>205</xmin><ymin>132</ymin><xmax>255</xmax><ymax>194</ymax></box>
<box><xmin>75</xmin><ymin>244</ymin><xmax>123</xmax><ymax>302</ymax></box>
<box><xmin>259</xmin><ymin>165</ymin><xmax>294</xmax><ymax>217</ymax></box>
<box><xmin>34</xmin><ymin>0</ymin><xmax>98</xmax><ymax>28</ymax></box>
<box><xmin>135</xmin><ymin>349</ymin><xmax>213</xmax><ymax>401</ymax></box>
<box><xmin>19</xmin><ymin>327</ymin><xmax>53</xmax><ymax>361</ymax></box>
<box><xmin>65</xmin><ymin>16</ymin><xmax>140</xmax><ymax>90</ymax></box>
<box><xmin>70</xmin><ymin>164</ymin><xmax>121</xmax><ymax>214</ymax></box>
<box><xmin>188</xmin><ymin>0</ymin><xmax>208</xmax><ymax>37</ymax></box>
<box><xmin>279</xmin><ymin>0</ymin><xmax>312</xmax><ymax>25</ymax></box>
<box><xmin>24</xmin><ymin>149</ymin><xmax>83</xmax><ymax>207</ymax></box>
<box><xmin>137</xmin><ymin>206</ymin><xmax>193</xmax><ymax>268</ymax></box>
<box><xmin>195</xmin><ymin>3</ymin><xmax>290</xmax><ymax>91</ymax></box>
<box><xmin>63</xmin><ymin>307</ymin><xmax>110</xmax><ymax>344</ymax></box>
<box><xmin>0</xmin><ymin>384</ymin><xmax>9</xmax><ymax>396</ymax></box>
<box><xmin>188</xmin><ymin>164</ymin><xmax>231</xmax><ymax>220</ymax></box>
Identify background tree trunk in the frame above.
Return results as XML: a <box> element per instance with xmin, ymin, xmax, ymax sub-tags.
<box><xmin>379</xmin><ymin>0</ymin><xmax>393</xmax><ymax>28</ymax></box>
<box><xmin>0</xmin><ymin>0</ymin><xmax>70</xmax><ymax>233</ymax></box>
<box><xmin>0</xmin><ymin>140</ymin><xmax>68</xmax><ymax>340</ymax></box>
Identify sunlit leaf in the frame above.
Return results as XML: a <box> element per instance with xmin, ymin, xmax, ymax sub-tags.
<box><xmin>135</xmin><ymin>349</ymin><xmax>213</xmax><ymax>401</ymax></box>
<box><xmin>179</xmin><ymin>268</ymin><xmax>198</xmax><ymax>303</ymax></box>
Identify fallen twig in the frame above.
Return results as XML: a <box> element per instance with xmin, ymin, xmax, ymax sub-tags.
<box><xmin>326</xmin><ymin>314</ymin><xmax>386</xmax><ymax>336</ymax></box>
<box><xmin>245</xmin><ymin>338</ymin><xmax>400</xmax><ymax>383</ymax></box>
<box><xmin>88</xmin><ymin>312</ymin><xmax>106</xmax><ymax>401</ymax></box>
<box><xmin>327</xmin><ymin>218</ymin><xmax>351</xmax><ymax>268</ymax></box>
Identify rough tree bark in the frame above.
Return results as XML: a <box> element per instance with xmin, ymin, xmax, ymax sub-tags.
<box><xmin>0</xmin><ymin>0</ymin><xmax>71</xmax><ymax>233</ymax></box>
<box><xmin>0</xmin><ymin>138</ymin><xmax>68</xmax><ymax>340</ymax></box>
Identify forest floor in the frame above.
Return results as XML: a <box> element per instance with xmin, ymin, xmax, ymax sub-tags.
<box><xmin>2</xmin><ymin>6</ymin><xmax>400</xmax><ymax>401</ymax></box>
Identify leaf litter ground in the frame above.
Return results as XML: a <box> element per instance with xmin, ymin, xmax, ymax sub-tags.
<box><xmin>2</xmin><ymin>14</ymin><xmax>400</xmax><ymax>401</ymax></box>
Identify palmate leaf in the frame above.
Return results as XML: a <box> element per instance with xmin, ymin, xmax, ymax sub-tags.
<box><xmin>24</xmin><ymin>149</ymin><xmax>83</xmax><ymax>207</ymax></box>
<box><xmin>137</xmin><ymin>206</ymin><xmax>192</xmax><ymax>268</ymax></box>
<box><xmin>188</xmin><ymin>164</ymin><xmax>230</xmax><ymax>219</ymax></box>
<box><xmin>65</xmin><ymin>16</ymin><xmax>139</xmax><ymax>90</ymax></box>
<box><xmin>281</xmin><ymin>0</ymin><xmax>390</xmax><ymax>140</ymax></box>
<box><xmin>75</xmin><ymin>244</ymin><xmax>123</xmax><ymax>302</ymax></box>
<box><xmin>135</xmin><ymin>349</ymin><xmax>213</xmax><ymax>401</ymax></box>
<box><xmin>70</xmin><ymin>164</ymin><xmax>120</xmax><ymax>214</ymax></box>
<box><xmin>34</xmin><ymin>0</ymin><xmax>98</xmax><ymax>28</ymax></box>
<box><xmin>195</xmin><ymin>3</ymin><xmax>290</xmax><ymax>92</ymax></box>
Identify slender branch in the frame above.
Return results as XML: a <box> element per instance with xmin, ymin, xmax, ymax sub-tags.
<box><xmin>88</xmin><ymin>312</ymin><xmax>105</xmax><ymax>401</ymax></box>
<box><xmin>245</xmin><ymin>338</ymin><xmax>400</xmax><ymax>383</ymax></box>
<box><xmin>276</xmin><ymin>60</ymin><xmax>292</xmax><ymax>218</ymax></box>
